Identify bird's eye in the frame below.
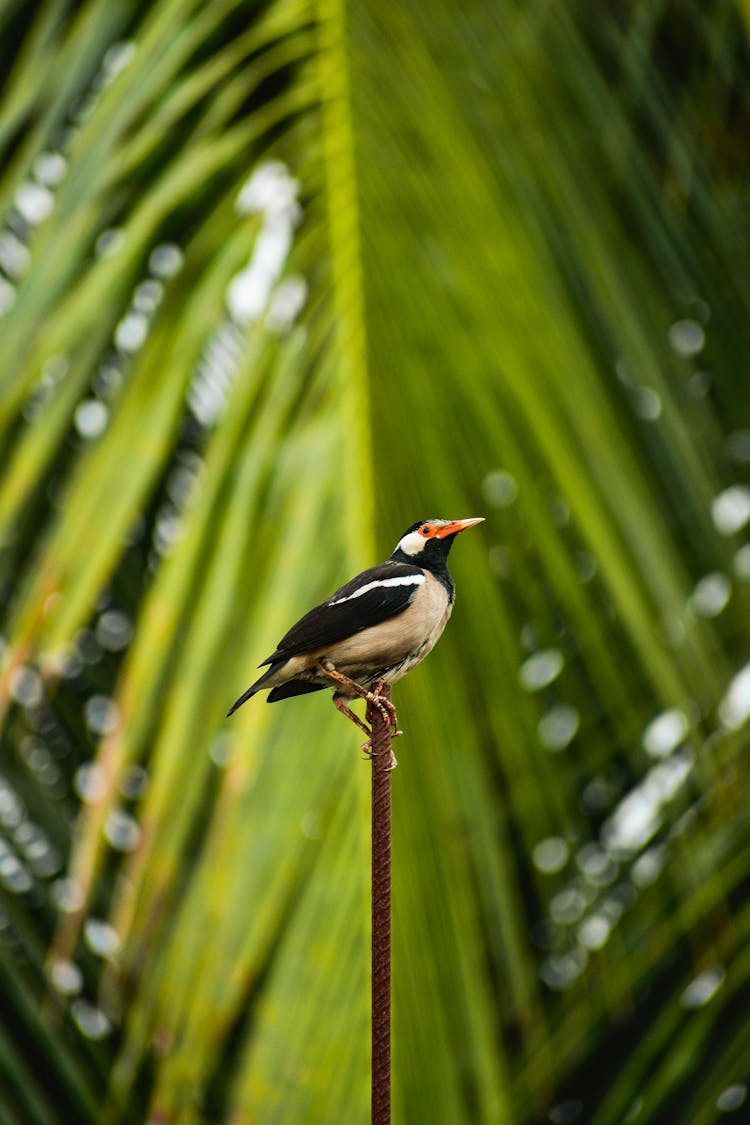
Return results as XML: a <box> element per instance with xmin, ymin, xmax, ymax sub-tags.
<box><xmin>419</xmin><ymin>525</ymin><xmax>430</xmax><ymax>537</ymax></box>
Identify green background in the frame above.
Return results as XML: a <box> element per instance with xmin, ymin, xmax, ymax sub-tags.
<box><xmin>1</xmin><ymin>1</ymin><xmax>749</xmax><ymax>1121</ymax></box>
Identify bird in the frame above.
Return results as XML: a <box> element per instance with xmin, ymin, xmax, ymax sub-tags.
<box><xmin>227</xmin><ymin>517</ymin><xmax>484</xmax><ymax>748</ymax></box>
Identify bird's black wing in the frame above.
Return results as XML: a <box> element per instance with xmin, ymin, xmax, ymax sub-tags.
<box><xmin>259</xmin><ymin>562</ymin><xmax>424</xmax><ymax>665</ymax></box>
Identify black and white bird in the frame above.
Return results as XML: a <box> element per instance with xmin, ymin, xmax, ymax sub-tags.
<box><xmin>227</xmin><ymin>517</ymin><xmax>483</xmax><ymax>740</ymax></box>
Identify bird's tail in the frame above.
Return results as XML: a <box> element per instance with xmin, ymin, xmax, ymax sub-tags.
<box><xmin>226</xmin><ymin>685</ymin><xmax>257</xmax><ymax>717</ymax></box>
<box><xmin>226</xmin><ymin>666</ymin><xmax>277</xmax><ymax>716</ymax></box>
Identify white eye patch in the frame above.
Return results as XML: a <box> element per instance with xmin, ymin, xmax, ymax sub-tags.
<box><xmin>331</xmin><ymin>574</ymin><xmax>425</xmax><ymax>604</ymax></box>
<box><xmin>397</xmin><ymin>530</ymin><xmax>428</xmax><ymax>556</ymax></box>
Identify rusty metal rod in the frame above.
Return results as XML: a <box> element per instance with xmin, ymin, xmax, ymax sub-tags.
<box><xmin>368</xmin><ymin>682</ymin><xmax>396</xmax><ymax>1125</ymax></box>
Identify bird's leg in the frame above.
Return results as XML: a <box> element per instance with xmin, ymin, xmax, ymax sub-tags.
<box><xmin>332</xmin><ymin>693</ymin><xmax>379</xmax><ymax>760</ymax></box>
<box><xmin>319</xmin><ymin>662</ymin><xmax>399</xmax><ymax>735</ymax></box>
<box><xmin>321</xmin><ymin>664</ymin><xmax>376</xmax><ymax>750</ymax></box>
<box><xmin>319</xmin><ymin>662</ymin><xmax>369</xmax><ymax>700</ymax></box>
<box><xmin>332</xmin><ymin>693</ymin><xmax>373</xmax><ymax>738</ymax></box>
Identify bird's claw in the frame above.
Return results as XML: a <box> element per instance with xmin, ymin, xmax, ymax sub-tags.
<box><xmin>366</xmin><ymin>687</ymin><xmax>400</xmax><ymax>735</ymax></box>
<box><xmin>327</xmin><ymin>669</ymin><xmax>401</xmax><ymax>751</ymax></box>
<box><xmin>360</xmin><ymin>741</ymin><xmax>398</xmax><ymax>769</ymax></box>
<box><xmin>378</xmin><ymin>697</ymin><xmax>398</xmax><ymax>726</ymax></box>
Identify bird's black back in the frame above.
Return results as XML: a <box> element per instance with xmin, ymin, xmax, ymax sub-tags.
<box><xmin>259</xmin><ymin>561</ymin><xmax>424</xmax><ymax>665</ymax></box>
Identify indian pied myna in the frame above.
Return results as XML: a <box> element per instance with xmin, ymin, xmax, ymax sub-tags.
<box><xmin>227</xmin><ymin>517</ymin><xmax>483</xmax><ymax>745</ymax></box>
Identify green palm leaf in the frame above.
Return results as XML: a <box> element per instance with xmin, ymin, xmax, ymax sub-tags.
<box><xmin>1</xmin><ymin>1</ymin><xmax>749</xmax><ymax>1122</ymax></box>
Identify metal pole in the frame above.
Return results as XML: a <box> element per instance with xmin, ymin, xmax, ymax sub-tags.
<box><xmin>368</xmin><ymin>683</ymin><xmax>395</xmax><ymax>1125</ymax></box>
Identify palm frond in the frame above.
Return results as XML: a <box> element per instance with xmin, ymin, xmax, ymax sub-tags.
<box><xmin>1</xmin><ymin>1</ymin><xmax>750</xmax><ymax>1122</ymax></box>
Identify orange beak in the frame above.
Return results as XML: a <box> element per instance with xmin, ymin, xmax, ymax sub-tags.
<box><xmin>432</xmin><ymin>517</ymin><xmax>485</xmax><ymax>538</ymax></box>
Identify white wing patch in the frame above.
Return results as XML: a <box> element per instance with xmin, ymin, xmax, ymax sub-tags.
<box><xmin>330</xmin><ymin>574</ymin><xmax>425</xmax><ymax>605</ymax></box>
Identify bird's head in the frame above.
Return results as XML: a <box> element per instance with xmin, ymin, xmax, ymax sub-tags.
<box><xmin>390</xmin><ymin>517</ymin><xmax>484</xmax><ymax>566</ymax></box>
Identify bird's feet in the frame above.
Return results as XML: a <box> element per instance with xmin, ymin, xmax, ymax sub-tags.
<box><xmin>324</xmin><ymin>665</ymin><xmax>401</xmax><ymax>736</ymax></box>
<box><xmin>365</xmin><ymin>693</ymin><xmax>399</xmax><ymax>735</ymax></box>
<box><xmin>360</xmin><ymin>729</ymin><xmax>402</xmax><ymax>756</ymax></box>
<box><xmin>361</xmin><ymin>740</ymin><xmax>399</xmax><ymax>770</ymax></box>
<box><xmin>366</xmin><ymin>679</ymin><xmax>400</xmax><ymax>735</ymax></box>
<box><xmin>362</xmin><ymin>681</ymin><xmax>400</xmax><ymax>768</ymax></box>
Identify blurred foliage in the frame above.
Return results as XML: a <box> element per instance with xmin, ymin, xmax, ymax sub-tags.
<box><xmin>1</xmin><ymin>0</ymin><xmax>750</xmax><ymax>1122</ymax></box>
